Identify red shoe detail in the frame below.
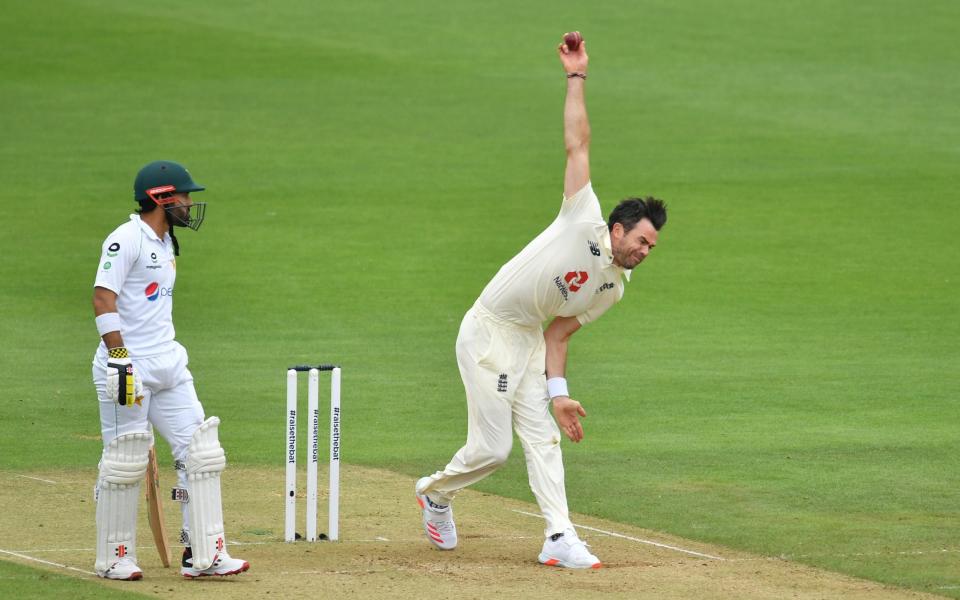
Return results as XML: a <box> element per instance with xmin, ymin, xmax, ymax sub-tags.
<box><xmin>591</xmin><ymin>562</ymin><xmax>602</xmax><ymax>569</ymax></box>
<box><xmin>426</xmin><ymin>524</ymin><xmax>443</xmax><ymax>543</ymax></box>
<box><xmin>182</xmin><ymin>561</ymin><xmax>249</xmax><ymax>579</ymax></box>
<box><xmin>543</xmin><ymin>558</ymin><xmax>559</xmax><ymax>566</ymax></box>
<box><xmin>224</xmin><ymin>562</ymin><xmax>250</xmax><ymax>576</ymax></box>
<box><xmin>416</xmin><ymin>496</ymin><xmax>425</xmax><ymax>509</ymax></box>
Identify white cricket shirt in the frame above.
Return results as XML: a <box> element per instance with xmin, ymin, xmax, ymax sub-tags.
<box><xmin>477</xmin><ymin>182</ymin><xmax>630</xmax><ymax>328</ymax></box>
<box><xmin>93</xmin><ymin>214</ymin><xmax>178</xmax><ymax>357</ymax></box>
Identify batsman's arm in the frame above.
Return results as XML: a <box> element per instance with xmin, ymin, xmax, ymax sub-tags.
<box><xmin>558</xmin><ymin>38</ymin><xmax>590</xmax><ymax>199</ymax></box>
<box><xmin>94</xmin><ymin>286</ymin><xmax>144</xmax><ymax>406</ymax></box>
<box><xmin>93</xmin><ymin>286</ymin><xmax>124</xmax><ymax>349</ymax></box>
<box><xmin>544</xmin><ymin>316</ymin><xmax>587</xmax><ymax>443</ymax></box>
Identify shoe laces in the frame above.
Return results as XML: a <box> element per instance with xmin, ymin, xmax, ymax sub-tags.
<box><xmin>108</xmin><ymin>556</ymin><xmax>138</xmax><ymax>572</ymax></box>
<box><xmin>567</xmin><ymin>537</ymin><xmax>598</xmax><ymax>561</ymax></box>
<box><xmin>430</xmin><ymin>515</ymin><xmax>455</xmax><ymax>534</ymax></box>
<box><xmin>560</xmin><ymin>530</ymin><xmax>592</xmax><ymax>551</ymax></box>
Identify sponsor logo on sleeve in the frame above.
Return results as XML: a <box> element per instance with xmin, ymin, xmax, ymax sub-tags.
<box><xmin>106</xmin><ymin>242</ymin><xmax>120</xmax><ymax>257</ymax></box>
<box><xmin>596</xmin><ymin>281</ymin><xmax>615</xmax><ymax>295</ymax></box>
<box><xmin>103</xmin><ymin>261</ymin><xmax>112</xmax><ymax>270</ymax></box>
<box><xmin>588</xmin><ymin>240</ymin><xmax>601</xmax><ymax>256</ymax></box>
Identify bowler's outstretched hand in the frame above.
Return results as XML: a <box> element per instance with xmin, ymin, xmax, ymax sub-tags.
<box><xmin>552</xmin><ymin>396</ymin><xmax>587</xmax><ymax>443</ymax></box>
<box><xmin>557</xmin><ymin>35</ymin><xmax>588</xmax><ymax>72</ymax></box>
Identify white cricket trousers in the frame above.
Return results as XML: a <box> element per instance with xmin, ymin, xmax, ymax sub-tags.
<box><xmin>92</xmin><ymin>341</ymin><xmax>205</xmax><ymax>532</ymax></box>
<box><xmin>421</xmin><ymin>303</ymin><xmax>573</xmax><ymax>537</ymax></box>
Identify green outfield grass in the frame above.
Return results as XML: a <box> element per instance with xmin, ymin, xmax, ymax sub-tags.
<box><xmin>1</xmin><ymin>0</ymin><xmax>957</xmax><ymax>597</ymax></box>
<box><xmin>0</xmin><ymin>560</ymin><xmax>149</xmax><ymax>599</ymax></box>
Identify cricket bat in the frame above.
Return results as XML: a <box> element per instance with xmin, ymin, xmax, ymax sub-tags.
<box><xmin>145</xmin><ymin>445</ymin><xmax>171</xmax><ymax>567</ymax></box>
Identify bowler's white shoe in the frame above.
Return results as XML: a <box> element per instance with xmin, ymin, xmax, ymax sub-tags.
<box><xmin>180</xmin><ymin>547</ymin><xmax>249</xmax><ymax>578</ymax></box>
<box><xmin>415</xmin><ymin>477</ymin><xmax>457</xmax><ymax>550</ymax></box>
<box><xmin>538</xmin><ymin>528</ymin><xmax>602</xmax><ymax>569</ymax></box>
<box><xmin>96</xmin><ymin>556</ymin><xmax>143</xmax><ymax>580</ymax></box>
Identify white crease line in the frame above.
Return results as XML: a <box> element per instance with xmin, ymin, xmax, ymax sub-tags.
<box><xmin>0</xmin><ymin>548</ymin><xmax>95</xmax><ymax>576</ymax></box>
<box><xmin>511</xmin><ymin>509</ymin><xmax>724</xmax><ymax>561</ymax></box>
<box><xmin>5</xmin><ymin>473</ymin><xmax>57</xmax><ymax>484</ymax></box>
<box><xmin>14</xmin><ymin>543</ymin><xmax>192</xmax><ymax>553</ymax></box>
<box><xmin>730</xmin><ymin>548</ymin><xmax>960</xmax><ymax>562</ymax></box>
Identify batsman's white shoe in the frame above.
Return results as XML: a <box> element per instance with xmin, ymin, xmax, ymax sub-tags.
<box><xmin>538</xmin><ymin>528</ymin><xmax>602</xmax><ymax>569</ymax></box>
<box><xmin>96</xmin><ymin>557</ymin><xmax>143</xmax><ymax>580</ymax></box>
<box><xmin>180</xmin><ymin>547</ymin><xmax>249</xmax><ymax>578</ymax></box>
<box><xmin>415</xmin><ymin>477</ymin><xmax>457</xmax><ymax>550</ymax></box>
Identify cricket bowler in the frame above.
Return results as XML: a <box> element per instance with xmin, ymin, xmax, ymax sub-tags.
<box><xmin>90</xmin><ymin>160</ymin><xmax>249</xmax><ymax>579</ymax></box>
<box><xmin>415</xmin><ymin>33</ymin><xmax>667</xmax><ymax>568</ymax></box>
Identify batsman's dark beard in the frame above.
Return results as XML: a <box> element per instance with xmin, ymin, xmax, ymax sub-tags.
<box><xmin>165</xmin><ymin>203</ymin><xmax>206</xmax><ymax>231</ymax></box>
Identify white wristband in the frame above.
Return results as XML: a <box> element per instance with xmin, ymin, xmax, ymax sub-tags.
<box><xmin>547</xmin><ymin>377</ymin><xmax>569</xmax><ymax>399</ymax></box>
<box><xmin>95</xmin><ymin>312</ymin><xmax>122</xmax><ymax>337</ymax></box>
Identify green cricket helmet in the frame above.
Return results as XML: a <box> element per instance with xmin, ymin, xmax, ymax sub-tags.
<box><xmin>133</xmin><ymin>160</ymin><xmax>206</xmax><ymax>231</ymax></box>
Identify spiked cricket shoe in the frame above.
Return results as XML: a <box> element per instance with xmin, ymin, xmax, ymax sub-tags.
<box><xmin>538</xmin><ymin>528</ymin><xmax>602</xmax><ymax>569</ymax></box>
<box><xmin>97</xmin><ymin>557</ymin><xmax>143</xmax><ymax>580</ymax></box>
<box><xmin>180</xmin><ymin>547</ymin><xmax>250</xmax><ymax>578</ymax></box>
<box><xmin>415</xmin><ymin>477</ymin><xmax>457</xmax><ymax>550</ymax></box>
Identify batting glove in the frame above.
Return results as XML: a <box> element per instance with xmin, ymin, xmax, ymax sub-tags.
<box><xmin>106</xmin><ymin>347</ymin><xmax>144</xmax><ymax>406</ymax></box>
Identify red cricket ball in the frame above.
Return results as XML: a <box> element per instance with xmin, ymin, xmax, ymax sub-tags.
<box><xmin>564</xmin><ymin>31</ymin><xmax>583</xmax><ymax>52</ymax></box>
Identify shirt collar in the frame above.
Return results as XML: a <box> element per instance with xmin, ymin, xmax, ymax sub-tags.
<box><xmin>130</xmin><ymin>213</ymin><xmax>165</xmax><ymax>243</ymax></box>
<box><xmin>598</xmin><ymin>225</ymin><xmax>632</xmax><ymax>281</ymax></box>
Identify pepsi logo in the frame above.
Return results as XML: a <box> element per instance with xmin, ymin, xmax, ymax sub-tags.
<box><xmin>144</xmin><ymin>282</ymin><xmax>173</xmax><ymax>301</ymax></box>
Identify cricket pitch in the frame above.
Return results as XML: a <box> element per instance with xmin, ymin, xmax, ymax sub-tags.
<box><xmin>0</xmin><ymin>466</ymin><xmax>941</xmax><ymax>599</ymax></box>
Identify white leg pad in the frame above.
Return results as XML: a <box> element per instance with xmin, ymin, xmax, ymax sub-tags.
<box><xmin>185</xmin><ymin>417</ymin><xmax>227</xmax><ymax>571</ymax></box>
<box><xmin>95</xmin><ymin>431</ymin><xmax>152</xmax><ymax>574</ymax></box>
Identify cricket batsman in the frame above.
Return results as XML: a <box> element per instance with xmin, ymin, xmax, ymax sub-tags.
<box><xmin>90</xmin><ymin>160</ymin><xmax>249</xmax><ymax>579</ymax></box>
<box><xmin>415</xmin><ymin>33</ymin><xmax>667</xmax><ymax>568</ymax></box>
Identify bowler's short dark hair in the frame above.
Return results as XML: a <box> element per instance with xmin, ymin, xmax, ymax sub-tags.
<box><xmin>607</xmin><ymin>197</ymin><xmax>667</xmax><ymax>232</ymax></box>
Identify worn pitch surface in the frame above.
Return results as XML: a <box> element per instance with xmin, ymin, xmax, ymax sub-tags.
<box><xmin>0</xmin><ymin>467</ymin><xmax>942</xmax><ymax>600</ymax></box>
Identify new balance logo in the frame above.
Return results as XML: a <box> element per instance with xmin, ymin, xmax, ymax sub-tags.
<box><xmin>497</xmin><ymin>373</ymin><xmax>508</xmax><ymax>393</ymax></box>
<box><xmin>588</xmin><ymin>240</ymin><xmax>601</xmax><ymax>256</ymax></box>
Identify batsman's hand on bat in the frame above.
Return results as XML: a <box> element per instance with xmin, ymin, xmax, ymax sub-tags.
<box><xmin>552</xmin><ymin>396</ymin><xmax>587</xmax><ymax>443</ymax></box>
<box><xmin>106</xmin><ymin>347</ymin><xmax>144</xmax><ymax>407</ymax></box>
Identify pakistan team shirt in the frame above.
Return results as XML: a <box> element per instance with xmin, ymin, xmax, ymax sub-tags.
<box><xmin>93</xmin><ymin>214</ymin><xmax>178</xmax><ymax>357</ymax></box>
